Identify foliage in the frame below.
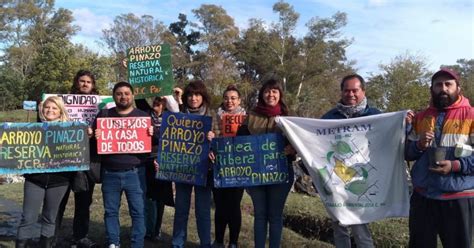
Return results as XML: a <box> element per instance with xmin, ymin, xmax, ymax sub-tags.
<box><xmin>366</xmin><ymin>53</ymin><xmax>431</xmax><ymax>112</ymax></box>
<box><xmin>0</xmin><ymin>0</ymin><xmax>114</xmax><ymax>107</ymax></box>
<box><xmin>101</xmin><ymin>13</ymin><xmax>178</xmax><ymax>82</ymax></box>
<box><xmin>191</xmin><ymin>4</ymin><xmax>240</xmax><ymax>96</ymax></box>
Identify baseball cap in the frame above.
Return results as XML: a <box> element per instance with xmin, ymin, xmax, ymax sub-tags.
<box><xmin>432</xmin><ymin>68</ymin><xmax>460</xmax><ymax>83</ymax></box>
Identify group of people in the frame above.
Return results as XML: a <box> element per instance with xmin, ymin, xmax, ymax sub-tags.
<box><xmin>13</xmin><ymin>67</ymin><xmax>473</xmax><ymax>248</ymax></box>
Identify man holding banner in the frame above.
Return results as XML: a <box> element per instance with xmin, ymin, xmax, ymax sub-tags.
<box><xmin>405</xmin><ymin>68</ymin><xmax>473</xmax><ymax>248</ymax></box>
<box><xmin>320</xmin><ymin>74</ymin><xmax>379</xmax><ymax>248</ymax></box>
<box><xmin>93</xmin><ymin>82</ymin><xmax>153</xmax><ymax>248</ymax></box>
<box><xmin>276</xmin><ymin>73</ymin><xmax>411</xmax><ymax>248</ymax></box>
<box><xmin>56</xmin><ymin>69</ymin><xmax>99</xmax><ymax>248</ymax></box>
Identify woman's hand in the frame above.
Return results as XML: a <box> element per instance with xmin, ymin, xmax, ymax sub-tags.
<box><xmin>209</xmin><ymin>151</ymin><xmax>216</xmax><ymax>163</ymax></box>
<box><xmin>95</xmin><ymin>129</ymin><xmax>102</xmax><ymax>140</ymax></box>
<box><xmin>147</xmin><ymin>126</ymin><xmax>154</xmax><ymax>136</ymax></box>
<box><xmin>87</xmin><ymin>127</ymin><xmax>94</xmax><ymax>138</ymax></box>
<box><xmin>154</xmin><ymin>160</ymin><xmax>160</xmax><ymax>172</ymax></box>
<box><xmin>207</xmin><ymin>131</ymin><xmax>215</xmax><ymax>141</ymax></box>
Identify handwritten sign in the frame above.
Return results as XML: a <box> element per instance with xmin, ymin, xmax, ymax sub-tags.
<box><xmin>0</xmin><ymin>122</ymin><xmax>90</xmax><ymax>174</ymax></box>
<box><xmin>221</xmin><ymin>114</ymin><xmax>246</xmax><ymax>137</ymax></box>
<box><xmin>23</xmin><ymin>101</ymin><xmax>37</xmax><ymax>111</ymax></box>
<box><xmin>97</xmin><ymin>117</ymin><xmax>152</xmax><ymax>154</ymax></box>
<box><xmin>156</xmin><ymin>112</ymin><xmax>212</xmax><ymax>186</ymax></box>
<box><xmin>212</xmin><ymin>133</ymin><xmax>289</xmax><ymax>188</ymax></box>
<box><xmin>43</xmin><ymin>94</ymin><xmax>115</xmax><ymax>125</ymax></box>
<box><xmin>127</xmin><ymin>44</ymin><xmax>174</xmax><ymax>99</ymax></box>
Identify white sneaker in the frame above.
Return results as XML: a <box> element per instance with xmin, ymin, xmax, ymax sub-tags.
<box><xmin>108</xmin><ymin>245</ymin><xmax>120</xmax><ymax>248</ymax></box>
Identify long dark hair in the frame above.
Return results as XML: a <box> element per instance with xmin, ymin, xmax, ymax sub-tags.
<box><xmin>182</xmin><ymin>80</ymin><xmax>211</xmax><ymax>109</ymax></box>
<box><xmin>70</xmin><ymin>70</ymin><xmax>99</xmax><ymax>94</ymax></box>
<box><xmin>257</xmin><ymin>77</ymin><xmax>289</xmax><ymax>115</ymax></box>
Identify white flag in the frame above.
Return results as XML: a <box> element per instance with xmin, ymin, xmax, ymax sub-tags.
<box><xmin>276</xmin><ymin>111</ymin><xmax>410</xmax><ymax>225</ymax></box>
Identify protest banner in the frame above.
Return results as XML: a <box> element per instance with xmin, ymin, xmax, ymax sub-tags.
<box><xmin>156</xmin><ymin>112</ymin><xmax>212</xmax><ymax>186</ymax></box>
<box><xmin>276</xmin><ymin>111</ymin><xmax>410</xmax><ymax>225</ymax></box>
<box><xmin>127</xmin><ymin>44</ymin><xmax>174</xmax><ymax>98</ymax></box>
<box><xmin>0</xmin><ymin>122</ymin><xmax>90</xmax><ymax>174</ymax></box>
<box><xmin>43</xmin><ymin>94</ymin><xmax>115</xmax><ymax>125</ymax></box>
<box><xmin>212</xmin><ymin>133</ymin><xmax>289</xmax><ymax>188</ymax></box>
<box><xmin>220</xmin><ymin>114</ymin><xmax>246</xmax><ymax>137</ymax></box>
<box><xmin>96</xmin><ymin>117</ymin><xmax>152</xmax><ymax>154</ymax></box>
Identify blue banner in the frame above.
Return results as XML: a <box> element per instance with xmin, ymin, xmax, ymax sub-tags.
<box><xmin>0</xmin><ymin>122</ymin><xmax>90</xmax><ymax>174</ymax></box>
<box><xmin>212</xmin><ymin>133</ymin><xmax>289</xmax><ymax>188</ymax></box>
<box><xmin>156</xmin><ymin>112</ymin><xmax>212</xmax><ymax>186</ymax></box>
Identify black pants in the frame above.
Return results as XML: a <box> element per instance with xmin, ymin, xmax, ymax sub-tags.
<box><xmin>56</xmin><ymin>182</ymin><xmax>95</xmax><ymax>240</ymax></box>
<box><xmin>409</xmin><ymin>191</ymin><xmax>474</xmax><ymax>248</ymax></box>
<box><xmin>212</xmin><ymin>187</ymin><xmax>244</xmax><ymax>245</ymax></box>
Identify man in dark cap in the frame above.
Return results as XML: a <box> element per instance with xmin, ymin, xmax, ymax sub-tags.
<box><xmin>405</xmin><ymin>68</ymin><xmax>473</xmax><ymax>248</ymax></box>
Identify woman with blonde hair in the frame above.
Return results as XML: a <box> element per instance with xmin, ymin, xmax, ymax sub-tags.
<box><xmin>16</xmin><ymin>96</ymin><xmax>74</xmax><ymax>248</ymax></box>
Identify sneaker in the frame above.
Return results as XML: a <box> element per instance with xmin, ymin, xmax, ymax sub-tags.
<box><xmin>76</xmin><ymin>238</ymin><xmax>97</xmax><ymax>248</ymax></box>
<box><xmin>108</xmin><ymin>244</ymin><xmax>120</xmax><ymax>248</ymax></box>
<box><xmin>228</xmin><ymin>244</ymin><xmax>238</xmax><ymax>248</ymax></box>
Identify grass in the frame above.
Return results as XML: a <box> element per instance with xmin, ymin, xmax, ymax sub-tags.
<box><xmin>0</xmin><ymin>110</ymin><xmax>36</xmax><ymax>123</ymax></box>
<box><xmin>0</xmin><ymin>183</ymin><xmax>333</xmax><ymax>248</ymax></box>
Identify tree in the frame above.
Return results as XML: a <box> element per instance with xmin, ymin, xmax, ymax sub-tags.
<box><xmin>366</xmin><ymin>53</ymin><xmax>431</xmax><ymax>112</ymax></box>
<box><xmin>168</xmin><ymin>13</ymin><xmax>201</xmax><ymax>84</ymax></box>
<box><xmin>270</xmin><ymin>0</ymin><xmax>300</xmax><ymax>91</ymax></box>
<box><xmin>192</xmin><ymin>4</ymin><xmax>240</xmax><ymax>97</ymax></box>
<box><xmin>1</xmin><ymin>0</ymin><xmax>81</xmax><ymax>103</ymax></box>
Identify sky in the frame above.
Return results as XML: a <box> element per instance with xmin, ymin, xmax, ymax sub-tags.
<box><xmin>56</xmin><ymin>0</ymin><xmax>474</xmax><ymax>77</ymax></box>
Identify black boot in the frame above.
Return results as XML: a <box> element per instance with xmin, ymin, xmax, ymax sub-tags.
<box><xmin>39</xmin><ymin>236</ymin><xmax>54</xmax><ymax>248</ymax></box>
<box><xmin>15</xmin><ymin>239</ymin><xmax>28</xmax><ymax>248</ymax></box>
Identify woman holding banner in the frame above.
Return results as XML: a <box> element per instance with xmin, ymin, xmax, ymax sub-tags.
<box><xmin>211</xmin><ymin>85</ymin><xmax>246</xmax><ymax>248</ymax></box>
<box><xmin>16</xmin><ymin>96</ymin><xmax>78</xmax><ymax>248</ymax></box>
<box><xmin>171</xmin><ymin>80</ymin><xmax>215</xmax><ymax>248</ymax></box>
<box><xmin>135</xmin><ymin>96</ymin><xmax>178</xmax><ymax>242</ymax></box>
<box><xmin>236</xmin><ymin>77</ymin><xmax>295</xmax><ymax>248</ymax></box>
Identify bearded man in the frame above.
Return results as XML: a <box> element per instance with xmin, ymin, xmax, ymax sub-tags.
<box><xmin>405</xmin><ymin>68</ymin><xmax>474</xmax><ymax>248</ymax></box>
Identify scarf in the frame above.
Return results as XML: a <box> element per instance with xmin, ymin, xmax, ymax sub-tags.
<box><xmin>184</xmin><ymin>104</ymin><xmax>208</xmax><ymax>116</ymax></box>
<box><xmin>336</xmin><ymin>97</ymin><xmax>368</xmax><ymax>118</ymax></box>
<box><xmin>254</xmin><ymin>103</ymin><xmax>282</xmax><ymax>117</ymax></box>
<box><xmin>216</xmin><ymin>106</ymin><xmax>246</xmax><ymax>119</ymax></box>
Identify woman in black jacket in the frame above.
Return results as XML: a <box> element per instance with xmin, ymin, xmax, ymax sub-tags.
<box><xmin>16</xmin><ymin>96</ymin><xmax>75</xmax><ymax>248</ymax></box>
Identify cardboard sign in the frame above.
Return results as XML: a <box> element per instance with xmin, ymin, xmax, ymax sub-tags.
<box><xmin>156</xmin><ymin>112</ymin><xmax>212</xmax><ymax>186</ymax></box>
<box><xmin>221</xmin><ymin>114</ymin><xmax>246</xmax><ymax>137</ymax></box>
<box><xmin>127</xmin><ymin>44</ymin><xmax>174</xmax><ymax>99</ymax></box>
<box><xmin>43</xmin><ymin>94</ymin><xmax>115</xmax><ymax>125</ymax></box>
<box><xmin>96</xmin><ymin>117</ymin><xmax>152</xmax><ymax>154</ymax></box>
<box><xmin>212</xmin><ymin>133</ymin><xmax>289</xmax><ymax>188</ymax></box>
<box><xmin>0</xmin><ymin>122</ymin><xmax>90</xmax><ymax>174</ymax></box>
<box><xmin>23</xmin><ymin>101</ymin><xmax>37</xmax><ymax>111</ymax></box>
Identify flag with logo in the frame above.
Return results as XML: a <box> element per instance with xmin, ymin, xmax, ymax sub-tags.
<box><xmin>276</xmin><ymin>111</ymin><xmax>410</xmax><ymax>225</ymax></box>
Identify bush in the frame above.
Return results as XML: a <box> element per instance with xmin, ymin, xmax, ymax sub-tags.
<box><xmin>283</xmin><ymin>193</ymin><xmax>409</xmax><ymax>247</ymax></box>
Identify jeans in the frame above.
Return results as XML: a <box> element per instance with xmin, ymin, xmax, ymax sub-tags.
<box><xmin>247</xmin><ymin>181</ymin><xmax>292</xmax><ymax>248</ymax></box>
<box><xmin>332</xmin><ymin>222</ymin><xmax>374</xmax><ymax>248</ymax></box>
<box><xmin>17</xmin><ymin>180</ymin><xmax>68</xmax><ymax>239</ymax></box>
<box><xmin>172</xmin><ymin>183</ymin><xmax>211</xmax><ymax>248</ymax></box>
<box><xmin>102</xmin><ymin>167</ymin><xmax>145</xmax><ymax>248</ymax></box>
